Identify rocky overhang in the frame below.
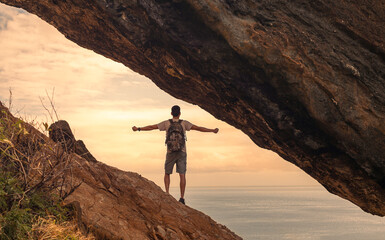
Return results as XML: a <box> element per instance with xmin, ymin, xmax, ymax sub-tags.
<box><xmin>1</xmin><ymin>0</ymin><xmax>384</xmax><ymax>216</ymax></box>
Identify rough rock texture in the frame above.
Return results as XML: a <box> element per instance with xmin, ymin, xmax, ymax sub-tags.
<box><xmin>0</xmin><ymin>103</ymin><xmax>241</xmax><ymax>240</ymax></box>
<box><xmin>1</xmin><ymin>0</ymin><xmax>384</xmax><ymax>215</ymax></box>
<box><xmin>64</xmin><ymin>154</ymin><xmax>240</xmax><ymax>240</ymax></box>
<box><xmin>50</xmin><ymin>120</ymin><xmax>241</xmax><ymax>240</ymax></box>
<box><xmin>49</xmin><ymin>120</ymin><xmax>97</xmax><ymax>162</ymax></box>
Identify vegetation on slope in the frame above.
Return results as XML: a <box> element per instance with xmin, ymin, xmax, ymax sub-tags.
<box><xmin>0</xmin><ymin>103</ymin><xmax>94</xmax><ymax>240</ymax></box>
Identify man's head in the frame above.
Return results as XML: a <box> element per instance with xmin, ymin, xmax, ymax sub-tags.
<box><xmin>171</xmin><ymin>105</ymin><xmax>181</xmax><ymax>117</ymax></box>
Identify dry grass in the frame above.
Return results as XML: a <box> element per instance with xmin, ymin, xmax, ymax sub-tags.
<box><xmin>0</xmin><ymin>100</ymin><xmax>81</xmax><ymax>202</ymax></box>
<box><xmin>0</xmin><ymin>96</ymin><xmax>88</xmax><ymax>239</ymax></box>
<box><xmin>32</xmin><ymin>216</ymin><xmax>95</xmax><ymax>240</ymax></box>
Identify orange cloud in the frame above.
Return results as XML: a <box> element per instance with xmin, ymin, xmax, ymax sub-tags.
<box><xmin>0</xmin><ymin>3</ymin><xmax>316</xmax><ymax>187</ymax></box>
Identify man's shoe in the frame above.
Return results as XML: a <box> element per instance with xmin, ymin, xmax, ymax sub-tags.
<box><xmin>179</xmin><ymin>198</ymin><xmax>185</xmax><ymax>205</ymax></box>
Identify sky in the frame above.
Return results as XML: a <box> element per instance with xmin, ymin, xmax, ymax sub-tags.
<box><xmin>0</xmin><ymin>3</ymin><xmax>318</xmax><ymax>188</ymax></box>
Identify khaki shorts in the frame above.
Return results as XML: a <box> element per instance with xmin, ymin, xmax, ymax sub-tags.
<box><xmin>165</xmin><ymin>151</ymin><xmax>187</xmax><ymax>174</ymax></box>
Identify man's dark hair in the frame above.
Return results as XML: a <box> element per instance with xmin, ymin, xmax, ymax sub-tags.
<box><xmin>171</xmin><ymin>105</ymin><xmax>181</xmax><ymax>117</ymax></box>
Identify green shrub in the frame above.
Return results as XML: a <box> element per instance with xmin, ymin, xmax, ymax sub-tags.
<box><xmin>0</xmin><ymin>107</ymin><xmax>79</xmax><ymax>239</ymax></box>
<box><xmin>0</xmin><ymin>169</ymin><xmax>74</xmax><ymax>240</ymax></box>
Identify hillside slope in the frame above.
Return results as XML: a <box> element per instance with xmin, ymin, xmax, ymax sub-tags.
<box><xmin>0</xmin><ymin>102</ymin><xmax>241</xmax><ymax>240</ymax></box>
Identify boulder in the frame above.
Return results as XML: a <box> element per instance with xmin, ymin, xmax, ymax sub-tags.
<box><xmin>49</xmin><ymin>120</ymin><xmax>97</xmax><ymax>162</ymax></box>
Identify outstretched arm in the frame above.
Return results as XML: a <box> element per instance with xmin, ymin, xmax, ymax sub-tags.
<box><xmin>132</xmin><ymin>124</ymin><xmax>158</xmax><ymax>131</ymax></box>
<box><xmin>191</xmin><ymin>125</ymin><xmax>219</xmax><ymax>133</ymax></box>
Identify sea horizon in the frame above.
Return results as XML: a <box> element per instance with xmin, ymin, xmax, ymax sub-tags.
<box><xmin>170</xmin><ymin>185</ymin><xmax>385</xmax><ymax>240</ymax></box>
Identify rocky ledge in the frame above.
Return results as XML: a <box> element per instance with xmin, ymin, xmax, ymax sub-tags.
<box><xmin>0</xmin><ymin>102</ymin><xmax>241</xmax><ymax>240</ymax></box>
<box><xmin>50</xmin><ymin>120</ymin><xmax>241</xmax><ymax>240</ymax></box>
<box><xmin>1</xmin><ymin>0</ymin><xmax>384</xmax><ymax>215</ymax></box>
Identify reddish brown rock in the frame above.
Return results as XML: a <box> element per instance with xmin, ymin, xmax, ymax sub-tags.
<box><xmin>0</xmin><ymin>103</ymin><xmax>241</xmax><ymax>240</ymax></box>
<box><xmin>64</xmin><ymin>154</ymin><xmax>240</xmax><ymax>240</ymax></box>
<box><xmin>48</xmin><ymin>121</ymin><xmax>240</xmax><ymax>239</ymax></box>
<box><xmin>49</xmin><ymin>121</ymin><xmax>242</xmax><ymax>239</ymax></box>
<box><xmin>0</xmin><ymin>0</ymin><xmax>384</xmax><ymax>216</ymax></box>
<box><xmin>49</xmin><ymin>120</ymin><xmax>97</xmax><ymax>162</ymax></box>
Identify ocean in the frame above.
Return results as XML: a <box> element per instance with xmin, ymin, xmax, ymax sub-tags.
<box><xmin>170</xmin><ymin>186</ymin><xmax>385</xmax><ymax>240</ymax></box>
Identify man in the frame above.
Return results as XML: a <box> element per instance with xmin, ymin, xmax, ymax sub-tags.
<box><xmin>132</xmin><ymin>105</ymin><xmax>219</xmax><ymax>204</ymax></box>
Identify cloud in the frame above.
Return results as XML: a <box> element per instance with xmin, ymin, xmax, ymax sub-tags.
<box><xmin>0</xmin><ymin>13</ymin><xmax>11</xmax><ymax>30</ymax></box>
<box><xmin>0</xmin><ymin>4</ymin><xmax>145</xmax><ymax>115</ymax></box>
<box><xmin>0</xmin><ymin>3</ymin><xmax>315</xmax><ymax>187</ymax></box>
<box><xmin>0</xmin><ymin>4</ymin><xmax>26</xmax><ymax>31</ymax></box>
<box><xmin>0</xmin><ymin>3</ymin><xmax>196</xmax><ymax>118</ymax></box>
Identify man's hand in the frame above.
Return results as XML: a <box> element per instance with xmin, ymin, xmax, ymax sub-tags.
<box><xmin>132</xmin><ymin>124</ymin><xmax>158</xmax><ymax>131</ymax></box>
<box><xmin>191</xmin><ymin>125</ymin><xmax>219</xmax><ymax>133</ymax></box>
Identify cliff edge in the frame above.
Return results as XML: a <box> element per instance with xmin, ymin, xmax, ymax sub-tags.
<box><xmin>0</xmin><ymin>102</ymin><xmax>241</xmax><ymax>240</ymax></box>
<box><xmin>53</xmin><ymin>121</ymin><xmax>241</xmax><ymax>240</ymax></box>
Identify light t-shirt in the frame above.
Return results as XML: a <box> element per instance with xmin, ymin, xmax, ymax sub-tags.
<box><xmin>157</xmin><ymin>119</ymin><xmax>193</xmax><ymax>152</ymax></box>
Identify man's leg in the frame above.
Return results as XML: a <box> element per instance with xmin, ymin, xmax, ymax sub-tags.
<box><xmin>176</xmin><ymin>151</ymin><xmax>187</xmax><ymax>204</ymax></box>
<box><xmin>164</xmin><ymin>152</ymin><xmax>176</xmax><ymax>194</ymax></box>
<box><xmin>179</xmin><ymin>173</ymin><xmax>186</xmax><ymax>199</ymax></box>
<box><xmin>164</xmin><ymin>173</ymin><xmax>170</xmax><ymax>193</ymax></box>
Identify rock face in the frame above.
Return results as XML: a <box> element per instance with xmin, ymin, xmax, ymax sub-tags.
<box><xmin>1</xmin><ymin>0</ymin><xmax>384</xmax><ymax>215</ymax></box>
<box><xmin>49</xmin><ymin>120</ymin><xmax>241</xmax><ymax>240</ymax></box>
<box><xmin>0</xmin><ymin>102</ymin><xmax>241</xmax><ymax>240</ymax></box>
<box><xmin>64</xmin><ymin>155</ymin><xmax>241</xmax><ymax>240</ymax></box>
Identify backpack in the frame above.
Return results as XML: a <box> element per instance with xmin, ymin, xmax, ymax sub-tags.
<box><xmin>165</xmin><ymin>119</ymin><xmax>185</xmax><ymax>152</ymax></box>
